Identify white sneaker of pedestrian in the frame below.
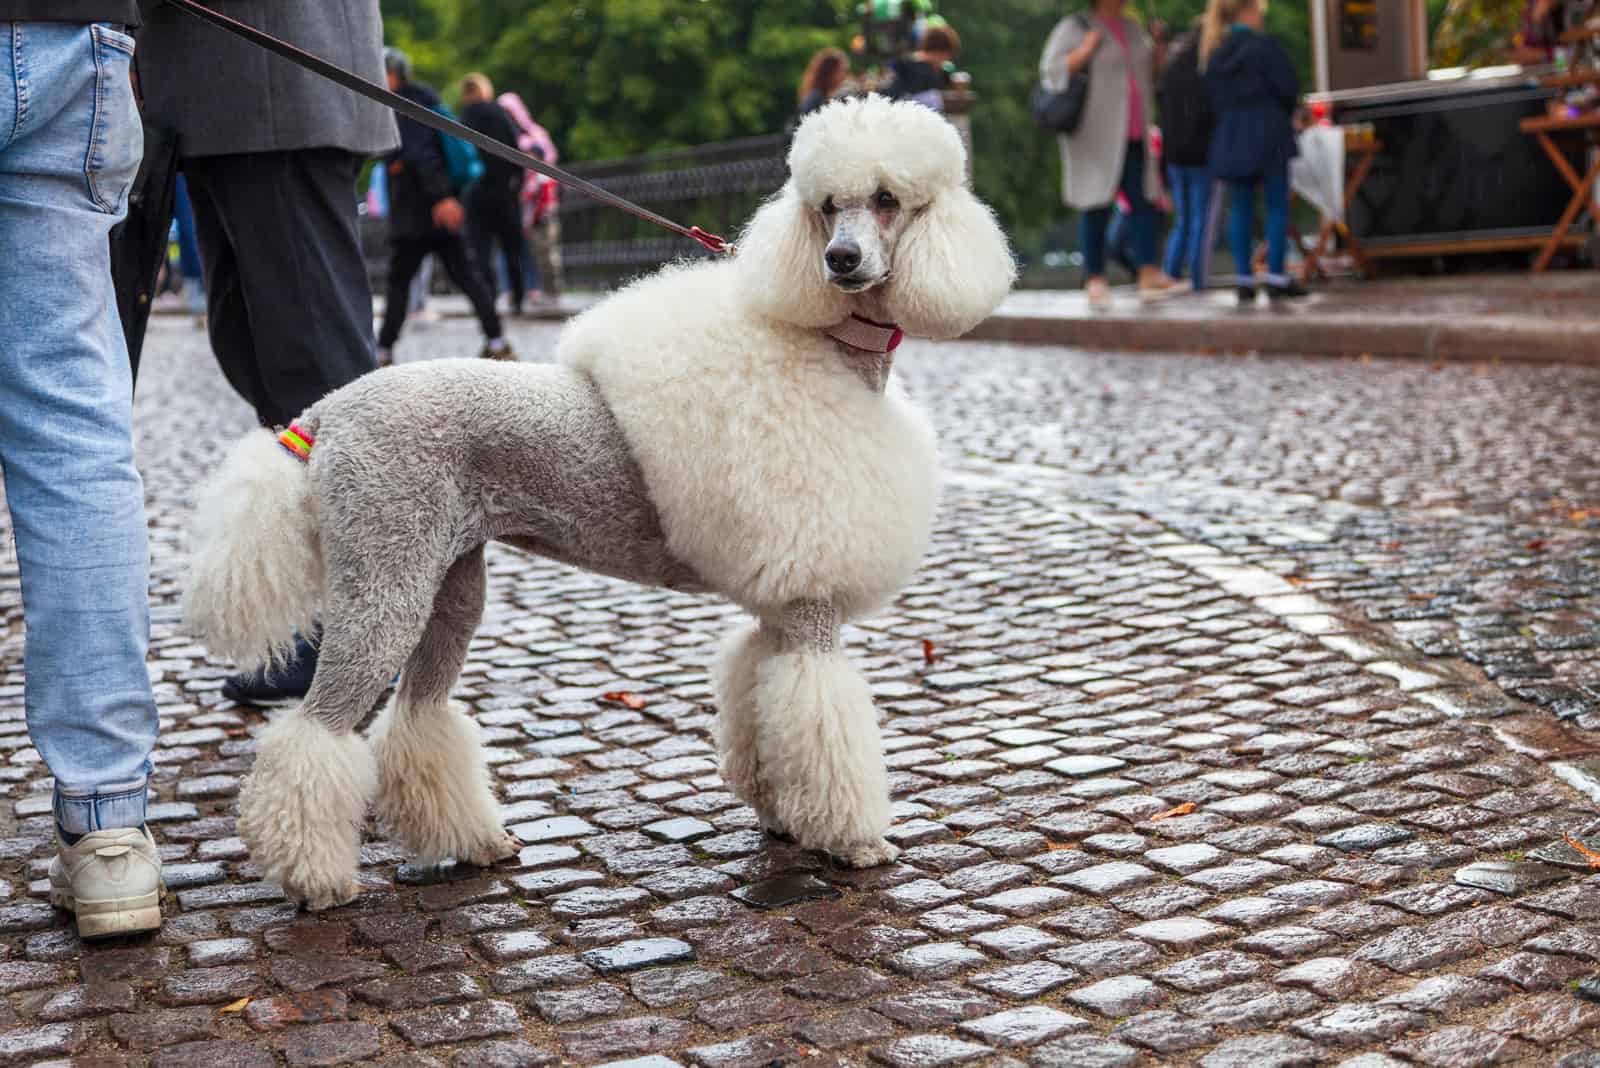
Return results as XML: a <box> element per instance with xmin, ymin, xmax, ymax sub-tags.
<box><xmin>1086</xmin><ymin>277</ymin><xmax>1113</xmax><ymax>312</ymax></box>
<box><xmin>49</xmin><ymin>827</ymin><xmax>163</xmax><ymax>939</ymax></box>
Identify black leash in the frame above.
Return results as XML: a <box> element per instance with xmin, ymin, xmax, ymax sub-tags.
<box><xmin>163</xmin><ymin>0</ymin><xmax>735</xmax><ymax>255</ymax></box>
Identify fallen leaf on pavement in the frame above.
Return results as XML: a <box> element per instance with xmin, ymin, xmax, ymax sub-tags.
<box><xmin>1150</xmin><ymin>801</ymin><xmax>1197</xmax><ymax>822</ymax></box>
<box><xmin>922</xmin><ymin>639</ymin><xmax>937</xmax><ymax>665</ymax></box>
<box><xmin>1565</xmin><ymin>834</ymin><xmax>1600</xmax><ymax>869</ymax></box>
<box><xmin>601</xmin><ymin>691</ymin><xmax>647</xmax><ymax>710</ymax></box>
<box><xmin>219</xmin><ymin>997</ymin><xmax>250</xmax><ymax>1014</ymax></box>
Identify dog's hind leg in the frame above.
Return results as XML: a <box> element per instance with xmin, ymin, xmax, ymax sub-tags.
<box><xmin>235</xmin><ymin>618</ymin><xmax>426</xmax><ymax>912</ymax></box>
<box><xmin>236</xmin><ymin>540</ymin><xmax>449</xmax><ymax>911</ymax></box>
<box><xmin>748</xmin><ymin>600</ymin><xmax>899</xmax><ymax>869</ymax></box>
<box><xmin>368</xmin><ymin>547</ymin><xmax>518</xmax><ymax>869</ymax></box>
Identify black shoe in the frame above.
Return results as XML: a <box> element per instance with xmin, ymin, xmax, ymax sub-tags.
<box><xmin>1235</xmin><ymin>285</ymin><xmax>1257</xmax><ymax>306</ymax></box>
<box><xmin>222</xmin><ymin>635</ymin><xmax>318</xmax><ymax>706</ymax></box>
<box><xmin>481</xmin><ymin>340</ymin><xmax>515</xmax><ymax>361</ymax></box>
<box><xmin>1268</xmin><ymin>280</ymin><xmax>1310</xmax><ymax>301</ymax></box>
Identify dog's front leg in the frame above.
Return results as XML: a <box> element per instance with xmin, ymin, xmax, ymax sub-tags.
<box><xmin>734</xmin><ymin>600</ymin><xmax>898</xmax><ymax>868</ymax></box>
<box><xmin>713</xmin><ymin>622</ymin><xmax>789</xmax><ymax>838</ymax></box>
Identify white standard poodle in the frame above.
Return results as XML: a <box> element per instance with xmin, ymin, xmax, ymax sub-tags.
<box><xmin>185</xmin><ymin>96</ymin><xmax>1016</xmax><ymax>910</ymax></box>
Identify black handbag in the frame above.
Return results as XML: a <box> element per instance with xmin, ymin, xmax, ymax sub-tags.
<box><xmin>1031</xmin><ymin>15</ymin><xmax>1092</xmax><ymax>135</ymax></box>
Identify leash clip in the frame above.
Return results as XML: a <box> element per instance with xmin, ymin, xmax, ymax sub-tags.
<box><xmin>689</xmin><ymin>226</ymin><xmax>737</xmax><ymax>256</ymax></box>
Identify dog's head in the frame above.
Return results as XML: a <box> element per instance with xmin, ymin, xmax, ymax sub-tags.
<box><xmin>736</xmin><ymin>96</ymin><xmax>1015</xmax><ymax>339</ymax></box>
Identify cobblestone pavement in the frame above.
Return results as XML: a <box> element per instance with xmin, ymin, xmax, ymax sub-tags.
<box><xmin>3</xmin><ymin>318</ymin><xmax>1600</xmax><ymax>1066</ymax></box>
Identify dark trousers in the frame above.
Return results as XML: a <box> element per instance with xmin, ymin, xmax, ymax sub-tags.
<box><xmin>1081</xmin><ymin>140</ymin><xmax>1158</xmax><ymax>278</ymax></box>
<box><xmin>1227</xmin><ymin>165</ymin><xmax>1291</xmax><ymax>285</ymax></box>
<box><xmin>184</xmin><ymin>149</ymin><xmax>377</xmax><ymax>429</ymax></box>
<box><xmin>468</xmin><ymin>188</ymin><xmax>526</xmax><ymax>314</ymax></box>
<box><xmin>378</xmin><ymin>230</ymin><xmax>503</xmax><ymax>350</ymax></box>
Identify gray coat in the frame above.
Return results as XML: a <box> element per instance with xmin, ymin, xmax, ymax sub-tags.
<box><xmin>1039</xmin><ymin>13</ymin><xmax>1160</xmax><ymax>210</ymax></box>
<box><xmin>136</xmin><ymin>0</ymin><xmax>398</xmax><ymax>160</ymax></box>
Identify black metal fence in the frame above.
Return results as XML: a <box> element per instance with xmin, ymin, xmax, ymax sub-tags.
<box><xmin>555</xmin><ymin>133</ymin><xmax>789</xmax><ymax>290</ymax></box>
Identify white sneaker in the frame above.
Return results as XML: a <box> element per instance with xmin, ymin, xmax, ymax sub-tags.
<box><xmin>49</xmin><ymin>828</ymin><xmax>163</xmax><ymax>939</ymax></box>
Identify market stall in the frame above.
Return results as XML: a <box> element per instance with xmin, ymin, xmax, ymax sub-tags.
<box><xmin>1303</xmin><ymin>0</ymin><xmax>1596</xmax><ymax>271</ymax></box>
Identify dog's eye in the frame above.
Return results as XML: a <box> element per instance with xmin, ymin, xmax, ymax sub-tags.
<box><xmin>874</xmin><ymin>190</ymin><xmax>899</xmax><ymax>211</ymax></box>
<box><xmin>820</xmin><ymin>197</ymin><xmax>837</xmax><ymax>216</ymax></box>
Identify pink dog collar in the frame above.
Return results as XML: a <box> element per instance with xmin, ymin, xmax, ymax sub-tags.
<box><xmin>825</xmin><ymin>314</ymin><xmax>904</xmax><ymax>354</ymax></box>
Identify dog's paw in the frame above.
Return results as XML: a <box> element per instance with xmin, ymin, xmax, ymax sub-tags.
<box><xmin>834</xmin><ymin>838</ymin><xmax>900</xmax><ymax>869</ymax></box>
<box><xmin>463</xmin><ymin>831</ymin><xmax>522</xmax><ymax>869</ymax></box>
<box><xmin>290</xmin><ymin>876</ymin><xmax>362</xmax><ymax>913</ymax></box>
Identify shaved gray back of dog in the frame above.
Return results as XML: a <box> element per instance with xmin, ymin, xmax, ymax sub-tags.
<box><xmin>302</xmin><ymin>360</ymin><xmax>706</xmax><ymax>594</ymax></box>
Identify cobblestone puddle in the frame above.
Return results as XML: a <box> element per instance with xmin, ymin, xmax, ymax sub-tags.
<box><xmin>0</xmin><ymin>320</ymin><xmax>1598</xmax><ymax>1065</ymax></box>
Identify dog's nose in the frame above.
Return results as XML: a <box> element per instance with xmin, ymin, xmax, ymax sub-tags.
<box><xmin>825</xmin><ymin>244</ymin><xmax>862</xmax><ymax>276</ymax></box>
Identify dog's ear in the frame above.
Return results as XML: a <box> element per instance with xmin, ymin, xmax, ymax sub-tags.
<box><xmin>735</xmin><ymin>183</ymin><xmax>852</xmax><ymax>328</ymax></box>
<box><xmin>883</xmin><ymin>186</ymin><xmax>1016</xmax><ymax>340</ymax></box>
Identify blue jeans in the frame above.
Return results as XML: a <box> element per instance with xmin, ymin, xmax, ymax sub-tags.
<box><xmin>1164</xmin><ymin>164</ymin><xmax>1218</xmax><ymax>289</ymax></box>
<box><xmin>0</xmin><ymin>22</ymin><xmax>156</xmax><ymax>835</ymax></box>
<box><xmin>1226</xmin><ymin>165</ymin><xmax>1290</xmax><ymax>286</ymax></box>
<box><xmin>1082</xmin><ymin>140</ymin><xmax>1157</xmax><ymax>279</ymax></box>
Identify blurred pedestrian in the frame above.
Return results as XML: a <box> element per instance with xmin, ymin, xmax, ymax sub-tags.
<box><xmin>886</xmin><ymin>22</ymin><xmax>959</xmax><ymax>111</ymax></box>
<box><xmin>1</xmin><ymin>9</ymin><xmax>163</xmax><ymax>938</ymax></box>
<box><xmin>1158</xmin><ymin>23</ymin><xmax>1218</xmax><ymax>289</ymax></box>
<box><xmin>1512</xmin><ymin>0</ymin><xmax>1565</xmax><ymax>65</ymax></box>
<box><xmin>798</xmin><ymin>47</ymin><xmax>852</xmax><ymax>116</ymax></box>
<box><xmin>138</xmin><ymin>0</ymin><xmax>400</xmax><ymax>705</ymax></box>
<box><xmin>498</xmin><ymin>91</ymin><xmax>565</xmax><ymax>306</ymax></box>
<box><xmin>1040</xmin><ymin>0</ymin><xmax>1184</xmax><ymax>310</ymax></box>
<box><xmin>173</xmin><ymin>174</ymin><xmax>206</xmax><ymax>317</ymax></box>
<box><xmin>377</xmin><ymin>49</ymin><xmax>512</xmax><ymax>361</ymax></box>
<box><xmin>459</xmin><ymin>73</ymin><xmax>528</xmax><ymax>317</ymax></box>
<box><xmin>1201</xmin><ymin>0</ymin><xmax>1307</xmax><ymax>303</ymax></box>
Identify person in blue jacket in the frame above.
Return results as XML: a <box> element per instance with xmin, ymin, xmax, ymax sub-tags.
<box><xmin>1200</xmin><ymin>0</ymin><xmax>1307</xmax><ymax>304</ymax></box>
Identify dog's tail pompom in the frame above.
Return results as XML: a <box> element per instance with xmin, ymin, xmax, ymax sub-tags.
<box><xmin>185</xmin><ymin>428</ymin><xmax>323</xmax><ymax>669</ymax></box>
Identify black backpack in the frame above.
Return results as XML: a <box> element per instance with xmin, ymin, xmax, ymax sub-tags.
<box><xmin>1158</xmin><ymin>39</ymin><xmax>1215</xmax><ymax>167</ymax></box>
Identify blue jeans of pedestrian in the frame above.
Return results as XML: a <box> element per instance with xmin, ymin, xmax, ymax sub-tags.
<box><xmin>1164</xmin><ymin>164</ymin><xmax>1217</xmax><ymax>289</ymax></box>
<box><xmin>1082</xmin><ymin>140</ymin><xmax>1156</xmax><ymax>279</ymax></box>
<box><xmin>1226</xmin><ymin>165</ymin><xmax>1290</xmax><ymax>286</ymax></box>
<box><xmin>0</xmin><ymin>22</ymin><xmax>156</xmax><ymax>836</ymax></box>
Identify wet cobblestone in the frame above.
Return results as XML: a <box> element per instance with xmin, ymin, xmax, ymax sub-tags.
<box><xmin>2</xmin><ymin>320</ymin><xmax>1600</xmax><ymax>1062</ymax></box>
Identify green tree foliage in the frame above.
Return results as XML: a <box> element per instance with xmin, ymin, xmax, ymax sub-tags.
<box><xmin>378</xmin><ymin>0</ymin><xmax>1315</xmax><ymax>256</ymax></box>
<box><xmin>1431</xmin><ymin>0</ymin><xmax>1524</xmax><ymax>66</ymax></box>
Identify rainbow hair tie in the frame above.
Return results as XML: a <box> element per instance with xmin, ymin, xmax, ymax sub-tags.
<box><xmin>278</xmin><ymin>422</ymin><xmax>315</xmax><ymax>462</ymax></box>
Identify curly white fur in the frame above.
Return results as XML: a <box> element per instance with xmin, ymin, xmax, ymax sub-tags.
<box><xmin>752</xmin><ymin>645</ymin><xmax>897</xmax><ymax>868</ymax></box>
<box><xmin>368</xmin><ymin>695</ymin><xmax>518</xmax><ymax>867</ymax></box>
<box><xmin>235</xmin><ymin>711</ymin><xmax>374</xmax><ymax>911</ymax></box>
<box><xmin>184</xmin><ymin>429</ymin><xmax>323</xmax><ymax>668</ymax></box>
<box><xmin>561</xmin><ymin>262</ymin><xmax>940</xmax><ymax>621</ymax></box>
<box><xmin>740</xmin><ymin>96</ymin><xmax>1017</xmax><ymax>340</ymax></box>
<box><xmin>713</xmin><ymin>622</ymin><xmax>785</xmax><ymax>832</ymax></box>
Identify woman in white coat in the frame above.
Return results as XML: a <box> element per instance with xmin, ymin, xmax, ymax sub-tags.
<box><xmin>1041</xmin><ymin>0</ymin><xmax>1183</xmax><ymax>309</ymax></box>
